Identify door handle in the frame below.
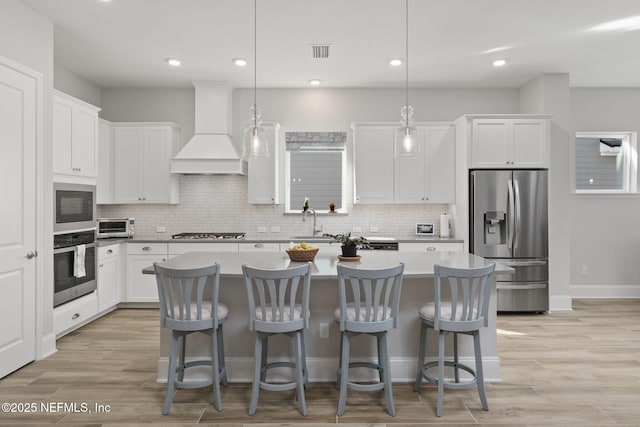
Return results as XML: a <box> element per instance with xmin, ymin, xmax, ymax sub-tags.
<box><xmin>26</xmin><ymin>250</ymin><xmax>38</xmax><ymax>259</ymax></box>
<box><xmin>507</xmin><ymin>180</ymin><xmax>515</xmax><ymax>250</ymax></box>
<box><xmin>513</xmin><ymin>179</ymin><xmax>521</xmax><ymax>251</ymax></box>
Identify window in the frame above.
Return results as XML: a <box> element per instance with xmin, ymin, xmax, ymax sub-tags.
<box><xmin>285</xmin><ymin>132</ymin><xmax>346</xmax><ymax>213</ymax></box>
<box><xmin>574</xmin><ymin>132</ymin><xmax>638</xmax><ymax>194</ymax></box>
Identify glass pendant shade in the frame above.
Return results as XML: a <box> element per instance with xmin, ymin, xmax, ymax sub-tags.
<box><xmin>242</xmin><ymin>105</ymin><xmax>269</xmax><ymax>158</ymax></box>
<box><xmin>394</xmin><ymin>104</ymin><xmax>418</xmax><ymax>156</ymax></box>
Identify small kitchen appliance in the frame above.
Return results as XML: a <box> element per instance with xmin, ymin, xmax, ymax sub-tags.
<box><xmin>97</xmin><ymin>217</ymin><xmax>135</xmax><ymax>239</ymax></box>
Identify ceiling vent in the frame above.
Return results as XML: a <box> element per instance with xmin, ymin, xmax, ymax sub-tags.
<box><xmin>311</xmin><ymin>44</ymin><xmax>331</xmax><ymax>59</ymax></box>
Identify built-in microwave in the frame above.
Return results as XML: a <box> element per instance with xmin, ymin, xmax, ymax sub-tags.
<box><xmin>96</xmin><ymin>218</ymin><xmax>135</xmax><ymax>239</ymax></box>
<box><xmin>54</xmin><ymin>183</ymin><xmax>96</xmax><ymax>233</ymax></box>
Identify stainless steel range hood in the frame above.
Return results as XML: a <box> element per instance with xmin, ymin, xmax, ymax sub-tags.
<box><xmin>171</xmin><ymin>82</ymin><xmax>247</xmax><ymax>175</ymax></box>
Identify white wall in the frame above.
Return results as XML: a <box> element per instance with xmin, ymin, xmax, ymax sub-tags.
<box><xmin>0</xmin><ymin>0</ymin><xmax>56</xmax><ymax>357</ymax></box>
<box><xmin>569</xmin><ymin>88</ymin><xmax>640</xmax><ymax>297</ymax></box>
<box><xmin>54</xmin><ymin>64</ymin><xmax>101</xmax><ymax>107</ymax></box>
<box><xmin>98</xmin><ymin>87</ymin><xmax>519</xmax><ymax>238</ymax></box>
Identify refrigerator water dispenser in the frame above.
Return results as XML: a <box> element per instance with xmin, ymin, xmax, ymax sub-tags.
<box><xmin>484</xmin><ymin>211</ymin><xmax>506</xmax><ymax>244</ymax></box>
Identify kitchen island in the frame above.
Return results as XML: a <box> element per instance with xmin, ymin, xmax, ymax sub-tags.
<box><xmin>143</xmin><ymin>250</ymin><xmax>511</xmax><ymax>383</ymax></box>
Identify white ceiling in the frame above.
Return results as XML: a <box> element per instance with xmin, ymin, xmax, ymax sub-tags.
<box><xmin>21</xmin><ymin>0</ymin><xmax>640</xmax><ymax>89</ymax></box>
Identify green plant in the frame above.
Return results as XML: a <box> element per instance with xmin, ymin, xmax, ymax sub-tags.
<box><xmin>323</xmin><ymin>232</ymin><xmax>370</xmax><ymax>248</ymax></box>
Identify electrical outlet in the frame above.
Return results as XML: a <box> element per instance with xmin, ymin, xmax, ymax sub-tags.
<box><xmin>369</xmin><ymin>226</ymin><xmax>379</xmax><ymax>233</ymax></box>
<box><xmin>156</xmin><ymin>226</ymin><xmax>166</xmax><ymax>233</ymax></box>
<box><xmin>581</xmin><ymin>266</ymin><xmax>589</xmax><ymax>276</ymax></box>
<box><xmin>319</xmin><ymin>323</ymin><xmax>329</xmax><ymax>339</ymax></box>
<box><xmin>257</xmin><ymin>226</ymin><xmax>267</xmax><ymax>233</ymax></box>
<box><xmin>352</xmin><ymin>226</ymin><xmax>362</xmax><ymax>233</ymax></box>
<box><xmin>270</xmin><ymin>226</ymin><xmax>281</xmax><ymax>233</ymax></box>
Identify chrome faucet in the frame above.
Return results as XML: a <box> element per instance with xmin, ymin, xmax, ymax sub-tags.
<box><xmin>302</xmin><ymin>198</ymin><xmax>323</xmax><ymax>236</ymax></box>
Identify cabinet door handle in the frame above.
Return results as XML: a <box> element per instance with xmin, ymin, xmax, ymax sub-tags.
<box><xmin>142</xmin><ymin>247</ymin><xmax>152</xmax><ymax>252</ymax></box>
<box><xmin>107</xmin><ymin>249</ymin><xmax>113</xmax><ymax>254</ymax></box>
<box><xmin>26</xmin><ymin>250</ymin><xmax>38</xmax><ymax>259</ymax></box>
<box><xmin>426</xmin><ymin>246</ymin><xmax>436</xmax><ymax>251</ymax></box>
<box><xmin>99</xmin><ymin>263</ymin><xmax>104</xmax><ymax>267</ymax></box>
<box><xmin>72</xmin><ymin>313</ymin><xmax>80</xmax><ymax>320</ymax></box>
<box><xmin>254</xmin><ymin>243</ymin><xmax>264</xmax><ymax>248</ymax></box>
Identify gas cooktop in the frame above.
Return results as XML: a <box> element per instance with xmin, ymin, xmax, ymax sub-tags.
<box><xmin>171</xmin><ymin>232</ymin><xmax>246</xmax><ymax>240</ymax></box>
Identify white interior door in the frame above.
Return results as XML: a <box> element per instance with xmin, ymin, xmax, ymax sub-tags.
<box><xmin>0</xmin><ymin>60</ymin><xmax>37</xmax><ymax>378</ymax></box>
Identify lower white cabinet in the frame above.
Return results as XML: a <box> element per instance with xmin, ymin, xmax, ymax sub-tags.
<box><xmin>239</xmin><ymin>242</ymin><xmax>280</xmax><ymax>252</ymax></box>
<box><xmin>53</xmin><ymin>291</ymin><xmax>98</xmax><ymax>337</ymax></box>
<box><xmin>168</xmin><ymin>242</ymin><xmax>239</xmax><ymax>255</ymax></box>
<box><xmin>98</xmin><ymin>244</ymin><xmax>120</xmax><ymax>312</ymax></box>
<box><xmin>126</xmin><ymin>243</ymin><xmax>168</xmax><ymax>303</ymax></box>
<box><xmin>398</xmin><ymin>242</ymin><xmax>464</xmax><ymax>252</ymax></box>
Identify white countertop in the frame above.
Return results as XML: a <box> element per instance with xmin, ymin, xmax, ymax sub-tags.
<box><xmin>142</xmin><ymin>250</ymin><xmax>511</xmax><ymax>279</ymax></box>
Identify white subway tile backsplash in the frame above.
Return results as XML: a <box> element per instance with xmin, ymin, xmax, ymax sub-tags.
<box><xmin>98</xmin><ymin>175</ymin><xmax>449</xmax><ymax>239</ymax></box>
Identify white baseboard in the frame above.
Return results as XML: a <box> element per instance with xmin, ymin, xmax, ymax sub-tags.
<box><xmin>571</xmin><ymin>284</ymin><xmax>640</xmax><ymax>299</ymax></box>
<box><xmin>549</xmin><ymin>294</ymin><xmax>573</xmax><ymax>312</ymax></box>
<box><xmin>37</xmin><ymin>332</ymin><xmax>57</xmax><ymax>360</ymax></box>
<box><xmin>157</xmin><ymin>356</ymin><xmax>501</xmax><ymax>384</ymax></box>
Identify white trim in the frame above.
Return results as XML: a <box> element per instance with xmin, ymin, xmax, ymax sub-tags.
<box><xmin>549</xmin><ymin>294</ymin><xmax>573</xmax><ymax>312</ymax></box>
<box><xmin>157</xmin><ymin>356</ymin><xmax>501</xmax><ymax>384</ymax></box>
<box><xmin>571</xmin><ymin>284</ymin><xmax>640</xmax><ymax>299</ymax></box>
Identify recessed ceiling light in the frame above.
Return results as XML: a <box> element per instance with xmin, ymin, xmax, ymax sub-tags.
<box><xmin>233</xmin><ymin>58</ymin><xmax>247</xmax><ymax>67</ymax></box>
<box><xmin>309</xmin><ymin>79</ymin><xmax>321</xmax><ymax>86</ymax></box>
<box><xmin>389</xmin><ymin>58</ymin><xmax>403</xmax><ymax>66</ymax></box>
<box><xmin>492</xmin><ymin>59</ymin><xmax>507</xmax><ymax>67</ymax></box>
<box><xmin>165</xmin><ymin>58</ymin><xmax>181</xmax><ymax>67</ymax></box>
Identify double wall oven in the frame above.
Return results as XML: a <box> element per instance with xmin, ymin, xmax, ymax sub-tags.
<box><xmin>53</xmin><ymin>183</ymin><xmax>97</xmax><ymax>307</ymax></box>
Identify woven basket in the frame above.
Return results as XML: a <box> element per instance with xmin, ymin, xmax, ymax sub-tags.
<box><xmin>286</xmin><ymin>248</ymin><xmax>319</xmax><ymax>262</ymax></box>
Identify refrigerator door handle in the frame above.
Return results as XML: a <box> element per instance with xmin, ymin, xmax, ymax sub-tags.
<box><xmin>513</xmin><ymin>179</ymin><xmax>521</xmax><ymax>251</ymax></box>
<box><xmin>507</xmin><ymin>179</ymin><xmax>515</xmax><ymax>250</ymax></box>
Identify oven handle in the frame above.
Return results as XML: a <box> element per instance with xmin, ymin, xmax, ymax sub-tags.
<box><xmin>54</xmin><ymin>242</ymin><xmax>96</xmax><ymax>255</ymax></box>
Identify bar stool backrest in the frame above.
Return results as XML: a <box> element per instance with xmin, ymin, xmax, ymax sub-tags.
<box><xmin>337</xmin><ymin>263</ymin><xmax>404</xmax><ymax>333</ymax></box>
<box><xmin>154</xmin><ymin>262</ymin><xmax>222</xmax><ymax>332</ymax></box>
<box><xmin>243</xmin><ymin>263</ymin><xmax>312</xmax><ymax>333</ymax></box>
<box><xmin>433</xmin><ymin>263</ymin><xmax>496</xmax><ymax>332</ymax></box>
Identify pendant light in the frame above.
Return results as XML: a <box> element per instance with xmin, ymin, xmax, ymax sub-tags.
<box><xmin>242</xmin><ymin>0</ymin><xmax>269</xmax><ymax>158</ymax></box>
<box><xmin>394</xmin><ymin>0</ymin><xmax>418</xmax><ymax>157</ymax></box>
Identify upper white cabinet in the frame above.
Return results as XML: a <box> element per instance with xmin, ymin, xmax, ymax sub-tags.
<box><xmin>469</xmin><ymin>116</ymin><xmax>550</xmax><ymax>168</ymax></box>
<box><xmin>248</xmin><ymin>122</ymin><xmax>281</xmax><ymax>204</ymax></box>
<box><xmin>112</xmin><ymin>123</ymin><xmax>180</xmax><ymax>204</ymax></box>
<box><xmin>352</xmin><ymin>125</ymin><xmax>395</xmax><ymax>204</ymax></box>
<box><xmin>353</xmin><ymin>123</ymin><xmax>455</xmax><ymax>204</ymax></box>
<box><xmin>97</xmin><ymin>119</ymin><xmax>114</xmax><ymax>204</ymax></box>
<box><xmin>394</xmin><ymin>125</ymin><xmax>455</xmax><ymax>203</ymax></box>
<box><xmin>52</xmin><ymin>90</ymin><xmax>100</xmax><ymax>184</ymax></box>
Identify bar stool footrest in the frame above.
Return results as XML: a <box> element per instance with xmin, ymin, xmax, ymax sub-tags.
<box><xmin>420</xmin><ymin>360</ymin><xmax>478</xmax><ymax>390</ymax></box>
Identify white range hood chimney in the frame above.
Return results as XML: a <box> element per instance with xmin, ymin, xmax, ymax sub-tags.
<box><xmin>171</xmin><ymin>82</ymin><xmax>247</xmax><ymax>175</ymax></box>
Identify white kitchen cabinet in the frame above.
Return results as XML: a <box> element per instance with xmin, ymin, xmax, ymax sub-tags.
<box><xmin>398</xmin><ymin>242</ymin><xmax>464</xmax><ymax>252</ymax></box>
<box><xmin>126</xmin><ymin>243</ymin><xmax>168</xmax><ymax>303</ymax></box>
<box><xmin>248</xmin><ymin>122</ymin><xmax>281</xmax><ymax>204</ymax></box>
<box><xmin>168</xmin><ymin>242</ymin><xmax>239</xmax><ymax>255</ymax></box>
<box><xmin>97</xmin><ymin>119</ymin><xmax>114</xmax><ymax>204</ymax></box>
<box><xmin>470</xmin><ymin>117</ymin><xmax>549</xmax><ymax>168</ymax></box>
<box><xmin>97</xmin><ymin>244</ymin><xmax>120</xmax><ymax>312</ymax></box>
<box><xmin>113</xmin><ymin>123</ymin><xmax>180</xmax><ymax>204</ymax></box>
<box><xmin>352</xmin><ymin>124</ymin><xmax>395</xmax><ymax>204</ymax></box>
<box><xmin>394</xmin><ymin>125</ymin><xmax>455</xmax><ymax>203</ymax></box>
<box><xmin>53</xmin><ymin>291</ymin><xmax>98</xmax><ymax>337</ymax></box>
<box><xmin>52</xmin><ymin>90</ymin><xmax>100</xmax><ymax>183</ymax></box>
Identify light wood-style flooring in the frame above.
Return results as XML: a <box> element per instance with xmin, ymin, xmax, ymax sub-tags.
<box><xmin>1</xmin><ymin>299</ymin><xmax>639</xmax><ymax>426</ymax></box>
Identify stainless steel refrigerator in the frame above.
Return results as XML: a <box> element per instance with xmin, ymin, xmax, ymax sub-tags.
<box><xmin>470</xmin><ymin>169</ymin><xmax>548</xmax><ymax>312</ymax></box>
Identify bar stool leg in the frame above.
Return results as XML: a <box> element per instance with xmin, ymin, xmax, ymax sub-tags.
<box><xmin>337</xmin><ymin>332</ymin><xmax>350</xmax><ymax>416</ymax></box>
<box><xmin>211</xmin><ymin>328</ymin><xmax>222</xmax><ymax>411</ymax></box>
<box><xmin>248</xmin><ymin>333</ymin><xmax>263</xmax><ymax>416</ymax></box>
<box><xmin>379</xmin><ymin>332</ymin><xmax>395</xmax><ymax>416</ymax></box>
<box><xmin>217</xmin><ymin>324</ymin><xmax>228</xmax><ymax>387</ymax></box>
<box><xmin>294</xmin><ymin>331</ymin><xmax>307</xmax><ymax>416</ymax></box>
<box><xmin>454</xmin><ymin>332</ymin><xmax>460</xmax><ymax>383</ymax></box>
<box><xmin>260</xmin><ymin>335</ymin><xmax>268</xmax><ymax>382</ymax></box>
<box><xmin>436</xmin><ymin>330</ymin><xmax>445</xmax><ymax>417</ymax></box>
<box><xmin>473</xmin><ymin>331</ymin><xmax>489</xmax><ymax>411</ymax></box>
<box><xmin>178</xmin><ymin>334</ymin><xmax>186</xmax><ymax>382</ymax></box>
<box><xmin>301</xmin><ymin>331</ymin><xmax>309</xmax><ymax>389</ymax></box>
<box><xmin>336</xmin><ymin>331</ymin><xmax>343</xmax><ymax>390</ymax></box>
<box><xmin>414</xmin><ymin>320</ymin><xmax>427</xmax><ymax>391</ymax></box>
<box><xmin>164</xmin><ymin>331</ymin><xmax>179</xmax><ymax>415</ymax></box>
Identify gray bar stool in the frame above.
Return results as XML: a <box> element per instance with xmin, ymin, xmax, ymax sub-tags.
<box><xmin>413</xmin><ymin>263</ymin><xmax>496</xmax><ymax>417</ymax></box>
<box><xmin>154</xmin><ymin>262</ymin><xmax>228</xmax><ymax>415</ymax></box>
<box><xmin>334</xmin><ymin>263</ymin><xmax>404</xmax><ymax>417</ymax></box>
<box><xmin>242</xmin><ymin>263</ymin><xmax>312</xmax><ymax>416</ymax></box>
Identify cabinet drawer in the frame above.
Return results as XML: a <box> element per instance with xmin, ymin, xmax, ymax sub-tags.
<box><xmin>127</xmin><ymin>243</ymin><xmax>168</xmax><ymax>255</ymax></box>
<box><xmin>168</xmin><ymin>242</ymin><xmax>238</xmax><ymax>255</ymax></box>
<box><xmin>399</xmin><ymin>242</ymin><xmax>464</xmax><ymax>252</ymax></box>
<box><xmin>239</xmin><ymin>242</ymin><xmax>279</xmax><ymax>252</ymax></box>
<box><xmin>54</xmin><ymin>292</ymin><xmax>98</xmax><ymax>336</ymax></box>
<box><xmin>98</xmin><ymin>244</ymin><xmax>120</xmax><ymax>259</ymax></box>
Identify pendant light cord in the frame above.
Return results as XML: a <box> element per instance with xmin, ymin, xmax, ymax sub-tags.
<box><xmin>405</xmin><ymin>0</ymin><xmax>409</xmax><ymax>127</ymax></box>
<box><xmin>253</xmin><ymin>0</ymin><xmax>257</xmax><ymax>125</ymax></box>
